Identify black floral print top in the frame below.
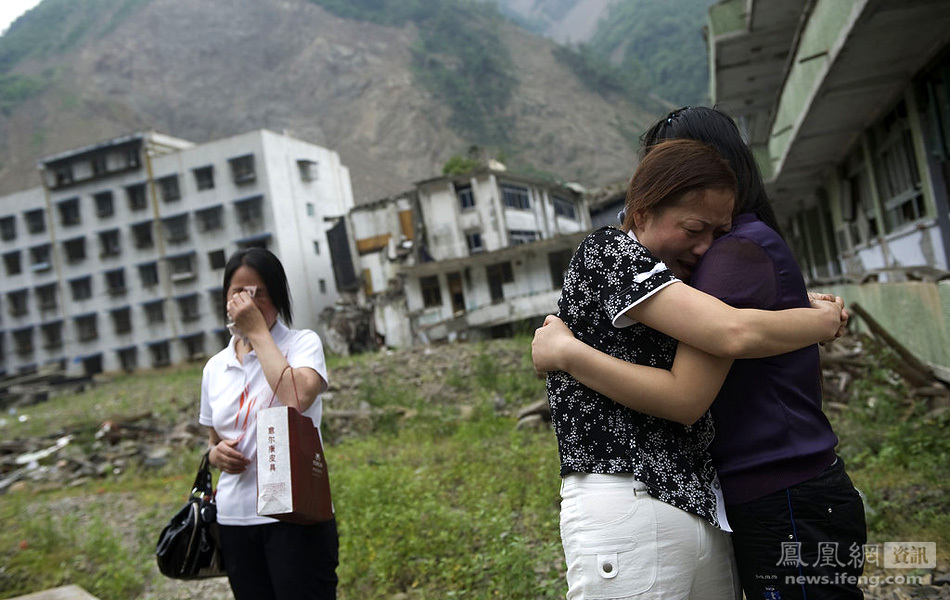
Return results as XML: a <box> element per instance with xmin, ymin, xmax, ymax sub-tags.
<box><xmin>547</xmin><ymin>227</ymin><xmax>727</xmax><ymax>529</ymax></box>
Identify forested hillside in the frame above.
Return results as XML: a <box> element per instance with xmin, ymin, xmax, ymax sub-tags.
<box><xmin>490</xmin><ymin>0</ymin><xmax>717</xmax><ymax>106</ymax></box>
<box><xmin>0</xmin><ymin>0</ymin><xmax>674</xmax><ymax>201</ymax></box>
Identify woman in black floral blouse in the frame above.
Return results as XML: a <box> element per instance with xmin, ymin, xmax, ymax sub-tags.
<box><xmin>545</xmin><ymin>139</ymin><xmax>844</xmax><ymax>600</ymax></box>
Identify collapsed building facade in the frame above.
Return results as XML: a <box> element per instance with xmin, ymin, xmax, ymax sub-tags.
<box><xmin>350</xmin><ymin>164</ymin><xmax>590</xmax><ymax>348</ymax></box>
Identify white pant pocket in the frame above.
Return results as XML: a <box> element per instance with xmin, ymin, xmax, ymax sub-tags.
<box><xmin>576</xmin><ymin>538</ymin><xmax>657</xmax><ymax>599</ymax></box>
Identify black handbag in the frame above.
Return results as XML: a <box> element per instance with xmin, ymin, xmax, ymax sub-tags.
<box><xmin>155</xmin><ymin>451</ymin><xmax>226</xmax><ymax>579</ymax></box>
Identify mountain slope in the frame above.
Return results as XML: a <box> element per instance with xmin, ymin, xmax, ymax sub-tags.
<box><xmin>489</xmin><ymin>0</ymin><xmax>716</xmax><ymax>106</ymax></box>
<box><xmin>0</xmin><ymin>0</ymin><xmax>665</xmax><ymax>202</ymax></box>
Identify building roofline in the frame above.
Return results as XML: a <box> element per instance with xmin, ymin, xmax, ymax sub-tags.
<box><xmin>38</xmin><ymin>131</ymin><xmax>195</xmax><ymax>167</ymax></box>
<box><xmin>414</xmin><ymin>167</ymin><xmax>578</xmax><ymax>195</ymax></box>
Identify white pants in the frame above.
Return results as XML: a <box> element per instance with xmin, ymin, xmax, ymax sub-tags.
<box><xmin>559</xmin><ymin>473</ymin><xmax>739</xmax><ymax>600</ymax></box>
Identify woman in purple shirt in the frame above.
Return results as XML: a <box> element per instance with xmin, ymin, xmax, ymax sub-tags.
<box><xmin>533</xmin><ymin>107</ymin><xmax>867</xmax><ymax>600</ymax></box>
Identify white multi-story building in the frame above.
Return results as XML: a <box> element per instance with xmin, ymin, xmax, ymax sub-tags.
<box><xmin>0</xmin><ymin>130</ymin><xmax>357</xmax><ymax>377</ymax></box>
<box><xmin>353</xmin><ymin>166</ymin><xmax>591</xmax><ymax>347</ymax></box>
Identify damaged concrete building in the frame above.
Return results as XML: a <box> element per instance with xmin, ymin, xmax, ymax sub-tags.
<box><xmin>350</xmin><ymin>164</ymin><xmax>591</xmax><ymax>348</ymax></box>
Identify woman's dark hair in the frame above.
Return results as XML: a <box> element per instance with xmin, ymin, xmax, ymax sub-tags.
<box><xmin>621</xmin><ymin>139</ymin><xmax>737</xmax><ymax>233</ymax></box>
<box><xmin>222</xmin><ymin>248</ymin><xmax>293</xmax><ymax>325</ymax></box>
<box><xmin>640</xmin><ymin>106</ymin><xmax>784</xmax><ymax>238</ymax></box>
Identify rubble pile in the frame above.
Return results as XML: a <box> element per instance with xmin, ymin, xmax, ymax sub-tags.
<box><xmin>1</xmin><ymin>334</ymin><xmax>948</xmax><ymax>599</ymax></box>
<box><xmin>0</xmin><ymin>412</ymin><xmax>205</xmax><ymax>494</ymax></box>
<box><xmin>0</xmin><ymin>340</ymin><xmax>532</xmax><ymax>490</ymax></box>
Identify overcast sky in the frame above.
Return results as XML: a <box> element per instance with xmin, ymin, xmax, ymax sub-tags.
<box><xmin>0</xmin><ymin>0</ymin><xmax>42</xmax><ymax>36</ymax></box>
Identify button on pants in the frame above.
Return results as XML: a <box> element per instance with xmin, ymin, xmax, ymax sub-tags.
<box><xmin>560</xmin><ymin>473</ymin><xmax>739</xmax><ymax>600</ymax></box>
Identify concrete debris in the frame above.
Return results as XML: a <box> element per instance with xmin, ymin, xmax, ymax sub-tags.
<box><xmin>319</xmin><ymin>299</ymin><xmax>379</xmax><ymax>356</ymax></box>
<box><xmin>0</xmin><ymin>410</ymin><xmax>207</xmax><ymax>493</ymax></box>
<box><xmin>0</xmin><ymin>367</ymin><xmax>92</xmax><ymax>412</ymax></box>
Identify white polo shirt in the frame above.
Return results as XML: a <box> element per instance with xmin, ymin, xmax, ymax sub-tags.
<box><xmin>199</xmin><ymin>320</ymin><xmax>329</xmax><ymax>525</ymax></box>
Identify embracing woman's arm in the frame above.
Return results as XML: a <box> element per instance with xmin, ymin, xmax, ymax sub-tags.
<box><xmin>533</xmin><ymin>315</ymin><xmax>730</xmax><ymax>425</ymax></box>
<box><xmin>530</xmin><ymin>288</ymin><xmax>842</xmax><ymax>425</ymax></box>
<box><xmin>629</xmin><ymin>281</ymin><xmax>843</xmax><ymax>359</ymax></box>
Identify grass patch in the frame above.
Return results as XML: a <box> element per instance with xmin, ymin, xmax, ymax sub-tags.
<box><xmin>825</xmin><ymin>338</ymin><xmax>950</xmax><ymax>564</ymax></box>
<box><xmin>333</xmin><ymin>413</ymin><xmax>563</xmax><ymax>598</ymax></box>
<box><xmin>0</xmin><ymin>335</ymin><xmax>946</xmax><ymax>597</ymax></box>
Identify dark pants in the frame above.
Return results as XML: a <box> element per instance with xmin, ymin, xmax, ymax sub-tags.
<box><xmin>727</xmin><ymin>457</ymin><xmax>867</xmax><ymax>600</ymax></box>
<box><xmin>218</xmin><ymin>519</ymin><xmax>339</xmax><ymax>600</ymax></box>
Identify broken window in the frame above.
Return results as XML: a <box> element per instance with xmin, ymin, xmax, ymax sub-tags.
<box><xmin>41</xmin><ymin>321</ymin><xmax>63</xmax><ymax>349</ymax></box>
<box><xmin>138</xmin><ymin>262</ymin><xmax>159</xmax><ymax>287</ymax></box>
<box><xmin>131</xmin><ymin>221</ymin><xmax>154</xmax><ymax>249</ymax></box>
<box><xmin>839</xmin><ymin>148</ymin><xmax>876</xmax><ymax>248</ymax></box>
<box><xmin>447</xmin><ymin>272</ymin><xmax>465</xmax><ymax>313</ymax></box>
<box><xmin>30</xmin><ymin>244</ymin><xmax>52</xmax><ymax>272</ymax></box>
<box><xmin>466</xmin><ymin>232</ymin><xmax>483</xmax><ymax>254</ymax></box>
<box><xmin>24</xmin><ymin>208</ymin><xmax>45</xmax><ymax>234</ymax></box>
<box><xmin>870</xmin><ymin>102</ymin><xmax>926</xmax><ymax>232</ymax></box>
<box><xmin>420</xmin><ymin>275</ymin><xmax>441</xmax><ymax>308</ymax></box>
<box><xmin>229</xmin><ymin>154</ymin><xmax>256</xmax><ymax>185</ymax></box>
<box><xmin>297</xmin><ymin>159</ymin><xmax>318</xmax><ymax>181</ymax></box>
<box><xmin>509</xmin><ymin>230</ymin><xmax>538</xmax><ymax>245</ymax></box>
<box><xmin>208</xmin><ymin>249</ymin><xmax>226</xmax><ymax>270</ymax></box>
<box><xmin>168</xmin><ymin>253</ymin><xmax>196</xmax><ymax>282</ymax></box>
<box><xmin>54</xmin><ymin>164</ymin><xmax>74</xmax><ymax>187</ymax></box>
<box><xmin>3</xmin><ymin>250</ymin><xmax>21</xmax><ymax>275</ymax></box>
<box><xmin>552</xmin><ymin>196</ymin><xmax>577</xmax><ymax>220</ymax></box>
<box><xmin>94</xmin><ymin>191</ymin><xmax>115</xmax><ymax>218</ymax></box>
<box><xmin>70</xmin><ymin>276</ymin><xmax>93</xmax><ymax>301</ymax></box>
<box><xmin>157</xmin><ymin>174</ymin><xmax>181</xmax><ymax>202</ymax></box>
<box><xmin>91</xmin><ymin>154</ymin><xmax>108</xmax><ymax>176</ymax></box>
<box><xmin>75</xmin><ymin>313</ymin><xmax>98</xmax><ymax>342</ymax></box>
<box><xmin>13</xmin><ymin>327</ymin><xmax>34</xmax><ymax>355</ymax></box>
<box><xmin>148</xmin><ymin>340</ymin><xmax>171</xmax><ymax>367</ymax></box>
<box><xmin>7</xmin><ymin>289</ymin><xmax>29</xmax><ymax>316</ymax></box>
<box><xmin>177</xmin><ymin>293</ymin><xmax>201</xmax><ymax>322</ymax></box>
<box><xmin>182</xmin><ymin>332</ymin><xmax>205</xmax><ymax>358</ymax></box>
<box><xmin>36</xmin><ymin>283</ymin><xmax>57</xmax><ymax>311</ymax></box>
<box><xmin>0</xmin><ymin>215</ymin><xmax>15</xmax><ymax>241</ymax></box>
<box><xmin>117</xmin><ymin>346</ymin><xmax>137</xmax><ymax>371</ymax></box>
<box><xmin>63</xmin><ymin>237</ymin><xmax>86</xmax><ymax>263</ymax></box>
<box><xmin>144</xmin><ymin>300</ymin><xmax>165</xmax><ymax>324</ymax></box>
<box><xmin>124</xmin><ymin>148</ymin><xmax>141</xmax><ymax>168</ymax></box>
<box><xmin>105</xmin><ymin>268</ymin><xmax>126</xmax><ymax>295</ymax></box>
<box><xmin>162</xmin><ymin>214</ymin><xmax>190</xmax><ymax>243</ymax></box>
<box><xmin>456</xmin><ymin>184</ymin><xmax>474</xmax><ymax>210</ymax></box>
<box><xmin>193</xmin><ymin>165</ymin><xmax>215</xmax><ymax>191</ymax></box>
<box><xmin>126</xmin><ymin>183</ymin><xmax>148</xmax><ymax>211</ymax></box>
<box><xmin>502</xmin><ymin>184</ymin><xmax>531</xmax><ymax>210</ymax></box>
<box><xmin>196</xmin><ymin>205</ymin><xmax>224</xmax><ymax>232</ymax></box>
<box><xmin>58</xmin><ymin>197</ymin><xmax>81</xmax><ymax>226</ymax></box>
<box><xmin>111</xmin><ymin>307</ymin><xmax>132</xmax><ymax>334</ymax></box>
<box><xmin>486</xmin><ymin>262</ymin><xmax>513</xmax><ymax>304</ymax></box>
<box><xmin>234</xmin><ymin>195</ymin><xmax>264</xmax><ymax>225</ymax></box>
<box><xmin>99</xmin><ymin>229</ymin><xmax>121</xmax><ymax>257</ymax></box>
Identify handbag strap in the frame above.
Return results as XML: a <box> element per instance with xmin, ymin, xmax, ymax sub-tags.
<box><xmin>191</xmin><ymin>450</ymin><xmax>214</xmax><ymax>498</ymax></box>
<box><xmin>267</xmin><ymin>364</ymin><xmax>301</xmax><ymax>412</ymax></box>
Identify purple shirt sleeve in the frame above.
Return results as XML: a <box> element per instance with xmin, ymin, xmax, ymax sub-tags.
<box><xmin>690</xmin><ymin>236</ymin><xmax>777</xmax><ymax>309</ymax></box>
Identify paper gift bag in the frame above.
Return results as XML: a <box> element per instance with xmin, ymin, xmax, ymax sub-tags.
<box><xmin>256</xmin><ymin>404</ymin><xmax>333</xmax><ymax>524</ymax></box>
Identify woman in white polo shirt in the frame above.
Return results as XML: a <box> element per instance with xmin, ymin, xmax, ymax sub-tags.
<box><xmin>199</xmin><ymin>248</ymin><xmax>337</xmax><ymax>600</ymax></box>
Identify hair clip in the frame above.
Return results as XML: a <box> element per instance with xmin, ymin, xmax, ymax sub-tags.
<box><xmin>666</xmin><ymin>106</ymin><xmax>691</xmax><ymax>124</ymax></box>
